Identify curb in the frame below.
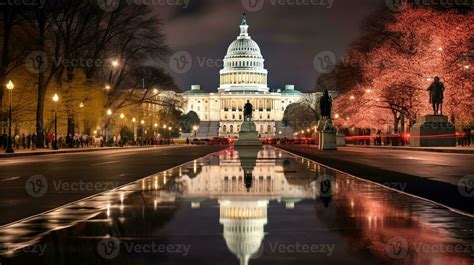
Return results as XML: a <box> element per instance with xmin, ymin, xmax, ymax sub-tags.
<box><xmin>0</xmin><ymin>146</ymin><xmax>176</xmax><ymax>159</ymax></box>
<box><xmin>344</xmin><ymin>145</ymin><xmax>474</xmax><ymax>154</ymax></box>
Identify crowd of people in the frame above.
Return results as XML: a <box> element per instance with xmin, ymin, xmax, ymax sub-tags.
<box><xmin>1</xmin><ymin>132</ymin><xmax>39</xmax><ymax>150</ymax></box>
<box><xmin>0</xmin><ymin>132</ymin><xmax>179</xmax><ymax>152</ymax></box>
<box><xmin>0</xmin><ymin>132</ymin><xmax>101</xmax><ymax>151</ymax></box>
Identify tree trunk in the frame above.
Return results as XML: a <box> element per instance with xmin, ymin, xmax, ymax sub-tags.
<box><xmin>0</xmin><ymin>85</ymin><xmax>4</xmax><ymax>134</ymax></box>
<box><xmin>400</xmin><ymin>113</ymin><xmax>405</xmax><ymax>133</ymax></box>
<box><xmin>67</xmin><ymin>117</ymin><xmax>75</xmax><ymax>137</ymax></box>
<box><xmin>35</xmin><ymin>11</ymin><xmax>47</xmax><ymax>148</ymax></box>
<box><xmin>1</xmin><ymin>10</ymin><xmax>12</xmax><ymax>135</ymax></box>
<box><xmin>392</xmin><ymin>112</ymin><xmax>400</xmax><ymax>134</ymax></box>
<box><xmin>36</xmin><ymin>75</ymin><xmax>47</xmax><ymax>148</ymax></box>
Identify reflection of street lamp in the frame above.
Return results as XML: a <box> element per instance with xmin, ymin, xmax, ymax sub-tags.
<box><xmin>5</xmin><ymin>81</ymin><xmax>14</xmax><ymax>153</ymax></box>
<box><xmin>52</xmin><ymin>93</ymin><xmax>59</xmax><ymax>150</ymax></box>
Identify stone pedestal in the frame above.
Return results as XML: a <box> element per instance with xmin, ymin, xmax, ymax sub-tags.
<box><xmin>317</xmin><ymin>118</ymin><xmax>337</xmax><ymax>150</ymax></box>
<box><xmin>410</xmin><ymin>115</ymin><xmax>455</xmax><ymax>147</ymax></box>
<box><xmin>235</xmin><ymin>121</ymin><xmax>262</xmax><ymax>146</ymax></box>
<box><xmin>336</xmin><ymin>132</ymin><xmax>346</xmax><ymax>146</ymax></box>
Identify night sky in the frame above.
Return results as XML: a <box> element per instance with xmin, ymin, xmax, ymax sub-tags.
<box><xmin>155</xmin><ymin>0</ymin><xmax>381</xmax><ymax>92</ymax></box>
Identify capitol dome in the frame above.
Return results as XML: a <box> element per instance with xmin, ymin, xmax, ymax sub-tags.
<box><xmin>226</xmin><ymin>38</ymin><xmax>262</xmax><ymax>57</ymax></box>
<box><xmin>219</xmin><ymin>14</ymin><xmax>269</xmax><ymax>93</ymax></box>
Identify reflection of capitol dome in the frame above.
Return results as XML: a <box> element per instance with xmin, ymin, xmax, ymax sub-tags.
<box><xmin>219</xmin><ymin>13</ymin><xmax>269</xmax><ymax>93</ymax></box>
<box><xmin>219</xmin><ymin>200</ymin><xmax>268</xmax><ymax>265</ymax></box>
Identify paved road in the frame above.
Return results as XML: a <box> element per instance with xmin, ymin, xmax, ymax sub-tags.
<box><xmin>0</xmin><ymin>145</ymin><xmax>225</xmax><ymax>226</ymax></box>
<box><xmin>338</xmin><ymin>146</ymin><xmax>473</xmax><ymax>185</ymax></box>
<box><xmin>275</xmin><ymin>145</ymin><xmax>474</xmax><ymax>214</ymax></box>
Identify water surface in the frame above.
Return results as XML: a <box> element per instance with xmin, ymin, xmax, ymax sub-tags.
<box><xmin>0</xmin><ymin>146</ymin><xmax>473</xmax><ymax>265</ymax></box>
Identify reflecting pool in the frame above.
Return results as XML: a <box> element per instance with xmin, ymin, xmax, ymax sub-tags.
<box><xmin>0</xmin><ymin>146</ymin><xmax>473</xmax><ymax>265</ymax></box>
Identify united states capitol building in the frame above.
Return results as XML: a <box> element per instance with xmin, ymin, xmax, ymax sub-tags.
<box><xmin>180</xmin><ymin>14</ymin><xmax>318</xmax><ymax>138</ymax></box>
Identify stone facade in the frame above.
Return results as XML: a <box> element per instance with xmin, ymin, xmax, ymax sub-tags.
<box><xmin>180</xmin><ymin>15</ymin><xmax>318</xmax><ymax>138</ymax></box>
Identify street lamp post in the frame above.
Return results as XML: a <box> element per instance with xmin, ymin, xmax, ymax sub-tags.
<box><xmin>5</xmin><ymin>81</ymin><xmax>14</xmax><ymax>153</ymax></box>
<box><xmin>108</xmin><ymin>60</ymin><xmax>120</xmax><ymax>84</ymax></box>
<box><xmin>120</xmin><ymin>113</ymin><xmax>125</xmax><ymax>146</ymax></box>
<box><xmin>52</xmin><ymin>94</ymin><xmax>59</xmax><ymax>150</ymax></box>
<box><xmin>154</xmin><ymin>123</ymin><xmax>158</xmax><ymax>145</ymax></box>
<box><xmin>132</xmin><ymin>118</ymin><xmax>136</xmax><ymax>144</ymax></box>
<box><xmin>168</xmin><ymin>127</ymin><xmax>172</xmax><ymax>144</ymax></box>
<box><xmin>104</xmin><ymin>109</ymin><xmax>112</xmax><ymax>146</ymax></box>
<box><xmin>141</xmin><ymin>120</ymin><xmax>145</xmax><ymax>145</ymax></box>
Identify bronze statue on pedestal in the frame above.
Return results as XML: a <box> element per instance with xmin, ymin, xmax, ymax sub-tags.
<box><xmin>427</xmin><ymin>76</ymin><xmax>445</xmax><ymax>115</ymax></box>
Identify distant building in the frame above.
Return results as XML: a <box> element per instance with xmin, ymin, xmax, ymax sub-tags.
<box><xmin>180</xmin><ymin>14</ymin><xmax>320</xmax><ymax>138</ymax></box>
